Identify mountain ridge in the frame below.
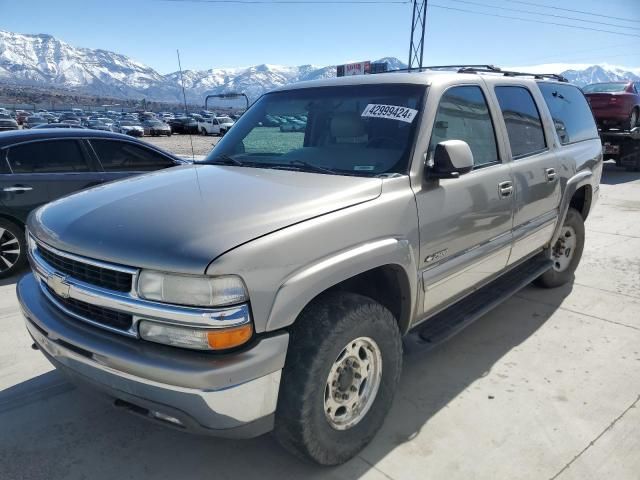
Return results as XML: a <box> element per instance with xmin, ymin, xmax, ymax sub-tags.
<box><xmin>1</xmin><ymin>30</ymin><xmax>639</xmax><ymax>105</ymax></box>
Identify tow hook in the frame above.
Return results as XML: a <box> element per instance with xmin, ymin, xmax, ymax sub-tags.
<box><xmin>31</xmin><ymin>342</ymin><xmax>39</xmax><ymax>350</ymax></box>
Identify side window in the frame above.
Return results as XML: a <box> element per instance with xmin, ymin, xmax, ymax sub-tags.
<box><xmin>495</xmin><ymin>86</ymin><xmax>546</xmax><ymax>159</ymax></box>
<box><xmin>429</xmin><ymin>86</ymin><xmax>499</xmax><ymax>167</ymax></box>
<box><xmin>538</xmin><ymin>83</ymin><xmax>599</xmax><ymax>145</ymax></box>
<box><xmin>7</xmin><ymin>140</ymin><xmax>90</xmax><ymax>173</ymax></box>
<box><xmin>90</xmin><ymin>140</ymin><xmax>175</xmax><ymax>171</ymax></box>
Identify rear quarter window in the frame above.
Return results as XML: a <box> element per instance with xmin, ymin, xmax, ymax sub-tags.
<box><xmin>494</xmin><ymin>86</ymin><xmax>546</xmax><ymax>159</ymax></box>
<box><xmin>538</xmin><ymin>83</ymin><xmax>599</xmax><ymax>145</ymax></box>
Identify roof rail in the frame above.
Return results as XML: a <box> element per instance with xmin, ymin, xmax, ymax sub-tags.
<box><xmin>378</xmin><ymin>64</ymin><xmax>569</xmax><ymax>82</ymax></box>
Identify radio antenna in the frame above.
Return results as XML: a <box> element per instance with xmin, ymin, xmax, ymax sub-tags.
<box><xmin>176</xmin><ymin>49</ymin><xmax>195</xmax><ymax>162</ymax></box>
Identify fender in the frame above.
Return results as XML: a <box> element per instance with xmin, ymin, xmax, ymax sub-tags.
<box><xmin>550</xmin><ymin>170</ymin><xmax>592</xmax><ymax>245</ymax></box>
<box><xmin>265</xmin><ymin>237</ymin><xmax>418</xmax><ymax>332</ymax></box>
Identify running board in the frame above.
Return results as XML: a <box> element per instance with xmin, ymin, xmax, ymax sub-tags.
<box><xmin>404</xmin><ymin>255</ymin><xmax>553</xmax><ymax>354</ymax></box>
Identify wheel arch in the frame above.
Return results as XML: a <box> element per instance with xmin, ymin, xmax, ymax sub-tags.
<box><xmin>550</xmin><ymin>170</ymin><xmax>592</xmax><ymax>246</ymax></box>
<box><xmin>265</xmin><ymin>238</ymin><xmax>418</xmax><ymax>335</ymax></box>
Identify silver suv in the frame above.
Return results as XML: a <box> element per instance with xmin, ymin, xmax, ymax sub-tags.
<box><xmin>18</xmin><ymin>67</ymin><xmax>602</xmax><ymax>465</ymax></box>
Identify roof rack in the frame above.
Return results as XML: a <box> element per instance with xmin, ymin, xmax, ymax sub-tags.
<box><xmin>380</xmin><ymin>64</ymin><xmax>569</xmax><ymax>82</ymax></box>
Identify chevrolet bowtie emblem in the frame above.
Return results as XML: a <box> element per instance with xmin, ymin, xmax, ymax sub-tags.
<box><xmin>47</xmin><ymin>273</ymin><xmax>71</xmax><ymax>299</ymax></box>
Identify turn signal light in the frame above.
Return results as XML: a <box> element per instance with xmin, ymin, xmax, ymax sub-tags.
<box><xmin>207</xmin><ymin>324</ymin><xmax>253</xmax><ymax>350</ymax></box>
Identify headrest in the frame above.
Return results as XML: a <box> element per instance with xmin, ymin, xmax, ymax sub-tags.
<box><xmin>330</xmin><ymin>112</ymin><xmax>366</xmax><ymax>139</ymax></box>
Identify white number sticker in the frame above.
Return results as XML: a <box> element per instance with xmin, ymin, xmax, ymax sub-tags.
<box><xmin>361</xmin><ymin>104</ymin><xmax>418</xmax><ymax>123</ymax></box>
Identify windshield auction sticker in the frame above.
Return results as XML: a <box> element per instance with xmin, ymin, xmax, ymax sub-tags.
<box><xmin>361</xmin><ymin>104</ymin><xmax>418</xmax><ymax>123</ymax></box>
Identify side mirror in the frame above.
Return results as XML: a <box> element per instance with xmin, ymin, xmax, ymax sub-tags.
<box><xmin>428</xmin><ymin>140</ymin><xmax>474</xmax><ymax>179</ymax></box>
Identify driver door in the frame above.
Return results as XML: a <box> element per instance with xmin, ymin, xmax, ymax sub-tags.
<box><xmin>415</xmin><ymin>84</ymin><xmax>515</xmax><ymax>315</ymax></box>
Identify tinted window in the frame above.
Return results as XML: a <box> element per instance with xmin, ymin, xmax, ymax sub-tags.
<box><xmin>429</xmin><ymin>86</ymin><xmax>498</xmax><ymax>167</ymax></box>
<box><xmin>7</xmin><ymin>140</ymin><xmax>90</xmax><ymax>173</ymax></box>
<box><xmin>495</xmin><ymin>86</ymin><xmax>546</xmax><ymax>158</ymax></box>
<box><xmin>539</xmin><ymin>83</ymin><xmax>598</xmax><ymax>145</ymax></box>
<box><xmin>90</xmin><ymin>140</ymin><xmax>175</xmax><ymax>171</ymax></box>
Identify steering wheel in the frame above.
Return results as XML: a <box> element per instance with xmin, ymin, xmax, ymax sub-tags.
<box><xmin>366</xmin><ymin>137</ymin><xmax>404</xmax><ymax>149</ymax></box>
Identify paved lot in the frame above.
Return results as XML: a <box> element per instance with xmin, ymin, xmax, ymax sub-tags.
<box><xmin>0</xmin><ymin>162</ymin><xmax>638</xmax><ymax>480</ymax></box>
<box><xmin>144</xmin><ymin>132</ymin><xmax>219</xmax><ymax>158</ymax></box>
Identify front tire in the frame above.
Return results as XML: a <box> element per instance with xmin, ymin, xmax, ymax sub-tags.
<box><xmin>0</xmin><ymin>218</ymin><xmax>27</xmax><ymax>279</ymax></box>
<box><xmin>534</xmin><ymin>208</ymin><xmax>585</xmax><ymax>288</ymax></box>
<box><xmin>275</xmin><ymin>292</ymin><xmax>402</xmax><ymax>465</ymax></box>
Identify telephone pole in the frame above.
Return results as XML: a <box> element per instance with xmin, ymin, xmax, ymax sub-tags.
<box><xmin>408</xmin><ymin>0</ymin><xmax>428</xmax><ymax>70</ymax></box>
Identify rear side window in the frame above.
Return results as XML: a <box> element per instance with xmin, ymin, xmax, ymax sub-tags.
<box><xmin>538</xmin><ymin>83</ymin><xmax>598</xmax><ymax>145</ymax></box>
<box><xmin>429</xmin><ymin>86</ymin><xmax>499</xmax><ymax>167</ymax></box>
<box><xmin>7</xmin><ymin>140</ymin><xmax>90</xmax><ymax>173</ymax></box>
<box><xmin>90</xmin><ymin>140</ymin><xmax>175</xmax><ymax>171</ymax></box>
<box><xmin>495</xmin><ymin>86</ymin><xmax>546</xmax><ymax>159</ymax></box>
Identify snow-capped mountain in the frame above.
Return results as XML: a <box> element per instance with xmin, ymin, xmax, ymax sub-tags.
<box><xmin>506</xmin><ymin>63</ymin><xmax>640</xmax><ymax>86</ymax></box>
<box><xmin>0</xmin><ymin>30</ymin><xmax>174</xmax><ymax>100</ymax></box>
<box><xmin>2</xmin><ymin>30</ymin><xmax>639</xmax><ymax>105</ymax></box>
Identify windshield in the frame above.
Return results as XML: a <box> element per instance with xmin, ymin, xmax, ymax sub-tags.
<box><xmin>203</xmin><ymin>84</ymin><xmax>425</xmax><ymax>177</ymax></box>
<box><xmin>583</xmin><ymin>82</ymin><xmax>628</xmax><ymax>93</ymax></box>
<box><xmin>217</xmin><ymin>117</ymin><xmax>233</xmax><ymax>123</ymax></box>
<box><xmin>120</xmin><ymin>121</ymin><xmax>140</xmax><ymax>126</ymax></box>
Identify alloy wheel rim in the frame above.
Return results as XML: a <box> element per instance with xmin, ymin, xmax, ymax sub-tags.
<box><xmin>0</xmin><ymin>228</ymin><xmax>20</xmax><ymax>272</ymax></box>
<box><xmin>324</xmin><ymin>336</ymin><xmax>382</xmax><ymax>431</ymax></box>
<box><xmin>552</xmin><ymin>225</ymin><xmax>577</xmax><ymax>272</ymax></box>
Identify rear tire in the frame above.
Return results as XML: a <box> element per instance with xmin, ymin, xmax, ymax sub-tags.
<box><xmin>534</xmin><ymin>208</ymin><xmax>585</xmax><ymax>288</ymax></box>
<box><xmin>626</xmin><ymin>108</ymin><xmax>639</xmax><ymax>131</ymax></box>
<box><xmin>274</xmin><ymin>292</ymin><xmax>402</xmax><ymax>465</ymax></box>
<box><xmin>0</xmin><ymin>218</ymin><xmax>27</xmax><ymax>279</ymax></box>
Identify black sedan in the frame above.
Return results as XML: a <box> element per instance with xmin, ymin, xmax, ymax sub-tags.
<box><xmin>167</xmin><ymin>117</ymin><xmax>198</xmax><ymax>134</ymax></box>
<box><xmin>0</xmin><ymin>129</ymin><xmax>186</xmax><ymax>277</ymax></box>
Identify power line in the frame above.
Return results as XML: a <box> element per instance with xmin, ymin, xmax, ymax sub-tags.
<box><xmin>508</xmin><ymin>0</ymin><xmax>640</xmax><ymax>24</ymax></box>
<box><xmin>523</xmin><ymin>42</ymin><xmax>639</xmax><ymax>64</ymax></box>
<box><xmin>450</xmin><ymin>0</ymin><xmax>638</xmax><ymax>30</ymax></box>
<box><xmin>429</xmin><ymin>4</ymin><xmax>640</xmax><ymax>38</ymax></box>
<box><xmin>162</xmin><ymin>0</ymin><xmax>410</xmax><ymax>4</ymax></box>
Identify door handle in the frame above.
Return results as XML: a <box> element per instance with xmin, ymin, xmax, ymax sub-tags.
<box><xmin>498</xmin><ymin>181</ymin><xmax>513</xmax><ymax>197</ymax></box>
<box><xmin>545</xmin><ymin>168</ymin><xmax>557</xmax><ymax>182</ymax></box>
<box><xmin>2</xmin><ymin>185</ymin><xmax>33</xmax><ymax>193</ymax></box>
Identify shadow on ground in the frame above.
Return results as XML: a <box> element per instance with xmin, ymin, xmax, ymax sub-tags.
<box><xmin>600</xmin><ymin>160</ymin><xmax>640</xmax><ymax>185</ymax></box>
<box><xmin>0</xmin><ymin>283</ymin><xmax>570</xmax><ymax>480</ymax></box>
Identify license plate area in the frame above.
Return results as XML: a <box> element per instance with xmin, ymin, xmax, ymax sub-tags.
<box><xmin>603</xmin><ymin>143</ymin><xmax>620</xmax><ymax>155</ymax></box>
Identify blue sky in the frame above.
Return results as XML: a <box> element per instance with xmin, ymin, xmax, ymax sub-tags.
<box><xmin>1</xmin><ymin>0</ymin><xmax>638</xmax><ymax>73</ymax></box>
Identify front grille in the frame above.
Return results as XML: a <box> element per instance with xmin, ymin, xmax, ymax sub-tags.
<box><xmin>37</xmin><ymin>244</ymin><xmax>133</xmax><ymax>292</ymax></box>
<box><xmin>44</xmin><ymin>284</ymin><xmax>133</xmax><ymax>331</ymax></box>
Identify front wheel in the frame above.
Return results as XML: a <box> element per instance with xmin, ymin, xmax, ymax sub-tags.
<box><xmin>0</xmin><ymin>218</ymin><xmax>27</xmax><ymax>278</ymax></box>
<box><xmin>275</xmin><ymin>292</ymin><xmax>402</xmax><ymax>465</ymax></box>
<box><xmin>534</xmin><ymin>207</ymin><xmax>585</xmax><ymax>288</ymax></box>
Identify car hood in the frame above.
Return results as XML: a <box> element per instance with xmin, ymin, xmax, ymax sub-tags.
<box><xmin>121</xmin><ymin>125</ymin><xmax>143</xmax><ymax>130</ymax></box>
<box><xmin>28</xmin><ymin>165</ymin><xmax>382</xmax><ymax>274</ymax></box>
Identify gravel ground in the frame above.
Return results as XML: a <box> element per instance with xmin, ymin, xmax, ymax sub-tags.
<box><xmin>143</xmin><ymin>133</ymin><xmax>220</xmax><ymax>158</ymax></box>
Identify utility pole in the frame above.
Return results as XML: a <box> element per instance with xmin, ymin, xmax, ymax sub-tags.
<box><xmin>408</xmin><ymin>0</ymin><xmax>428</xmax><ymax>70</ymax></box>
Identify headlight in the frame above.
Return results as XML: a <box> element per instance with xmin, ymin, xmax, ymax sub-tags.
<box><xmin>139</xmin><ymin>320</ymin><xmax>253</xmax><ymax>351</ymax></box>
<box><xmin>137</xmin><ymin>271</ymin><xmax>248</xmax><ymax>307</ymax></box>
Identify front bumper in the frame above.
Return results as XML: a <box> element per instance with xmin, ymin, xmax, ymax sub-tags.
<box><xmin>18</xmin><ymin>273</ymin><xmax>288</xmax><ymax>438</ymax></box>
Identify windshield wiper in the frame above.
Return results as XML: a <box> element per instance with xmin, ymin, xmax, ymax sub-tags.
<box><xmin>207</xmin><ymin>154</ymin><xmax>244</xmax><ymax>166</ymax></box>
<box><xmin>287</xmin><ymin>160</ymin><xmax>337</xmax><ymax>175</ymax></box>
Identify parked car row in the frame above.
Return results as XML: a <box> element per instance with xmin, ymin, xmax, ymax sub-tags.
<box><xmin>0</xmin><ymin>107</ymin><xmax>240</xmax><ymax>137</ymax></box>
